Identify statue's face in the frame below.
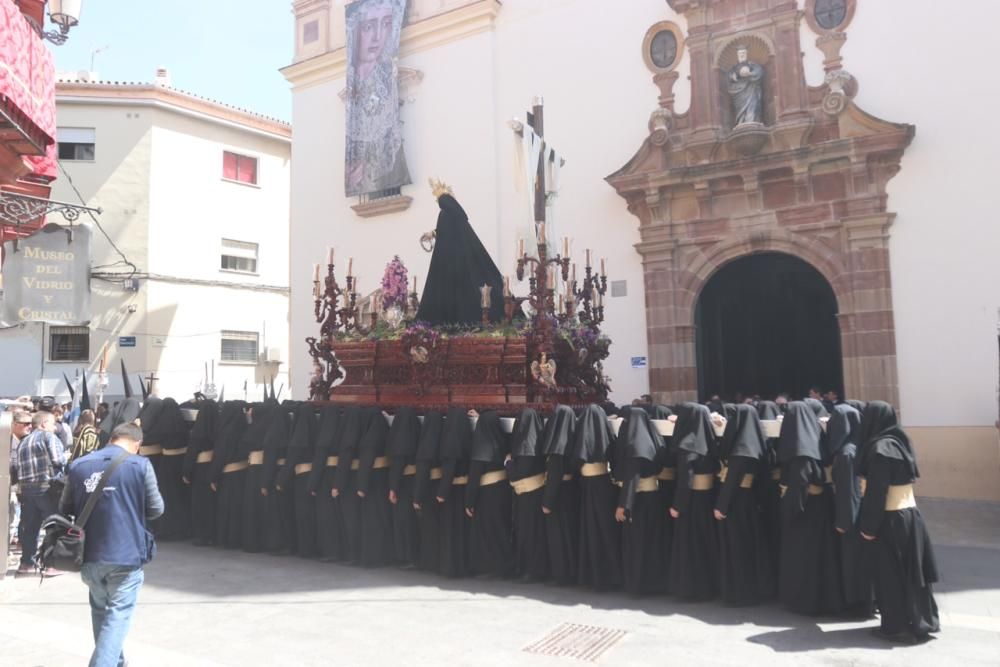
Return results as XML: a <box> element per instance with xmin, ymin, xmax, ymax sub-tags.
<box><xmin>737</xmin><ymin>48</ymin><xmax>748</xmax><ymax>63</ymax></box>
<box><xmin>356</xmin><ymin>4</ymin><xmax>394</xmax><ymax>66</ymax></box>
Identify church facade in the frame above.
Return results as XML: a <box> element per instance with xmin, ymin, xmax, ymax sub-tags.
<box><xmin>284</xmin><ymin>0</ymin><xmax>1000</xmax><ymax>501</ymax></box>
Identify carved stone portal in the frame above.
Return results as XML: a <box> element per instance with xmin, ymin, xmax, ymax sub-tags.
<box><xmin>607</xmin><ymin>0</ymin><xmax>913</xmax><ymax>405</ymax></box>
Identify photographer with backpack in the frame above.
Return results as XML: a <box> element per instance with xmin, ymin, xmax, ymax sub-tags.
<box><xmin>59</xmin><ymin>422</ymin><xmax>163</xmax><ymax>667</ymax></box>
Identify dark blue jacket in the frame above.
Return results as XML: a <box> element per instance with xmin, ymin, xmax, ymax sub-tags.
<box><xmin>60</xmin><ymin>446</ymin><xmax>164</xmax><ymax>566</ymax></box>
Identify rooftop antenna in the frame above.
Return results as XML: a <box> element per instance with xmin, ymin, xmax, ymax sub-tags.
<box><xmin>90</xmin><ymin>45</ymin><xmax>109</xmax><ymax>73</ymax></box>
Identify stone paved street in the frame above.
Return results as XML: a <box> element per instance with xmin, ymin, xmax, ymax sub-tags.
<box><xmin>3</xmin><ymin>498</ymin><xmax>999</xmax><ymax>667</ymax></box>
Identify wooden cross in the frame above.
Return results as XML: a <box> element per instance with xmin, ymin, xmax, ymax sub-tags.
<box><xmin>509</xmin><ymin>97</ymin><xmax>567</xmax><ymax>231</ymax></box>
<box><xmin>145</xmin><ymin>372</ymin><xmax>158</xmax><ymax>396</ymax></box>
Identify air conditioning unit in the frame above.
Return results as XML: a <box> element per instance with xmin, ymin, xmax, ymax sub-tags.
<box><xmin>265</xmin><ymin>347</ymin><xmax>282</xmax><ymax>363</ymax></box>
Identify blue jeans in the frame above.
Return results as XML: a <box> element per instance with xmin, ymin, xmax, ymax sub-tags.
<box><xmin>18</xmin><ymin>488</ymin><xmax>56</xmax><ymax>566</ymax></box>
<box><xmin>81</xmin><ymin>563</ymin><xmax>145</xmax><ymax>667</ymax></box>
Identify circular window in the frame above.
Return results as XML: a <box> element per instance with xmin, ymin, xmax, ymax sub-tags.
<box><xmin>814</xmin><ymin>0</ymin><xmax>848</xmax><ymax>30</ymax></box>
<box><xmin>649</xmin><ymin>30</ymin><xmax>678</xmax><ymax>70</ymax></box>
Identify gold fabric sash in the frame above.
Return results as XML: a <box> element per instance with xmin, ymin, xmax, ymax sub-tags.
<box><xmin>223</xmin><ymin>461</ymin><xmax>249</xmax><ymax>474</ymax></box>
<box><xmin>248</xmin><ymin>451</ymin><xmax>264</xmax><ymax>466</ymax></box>
<box><xmin>657</xmin><ymin>467</ymin><xmax>676</xmax><ymax>481</ymax></box>
<box><xmin>429</xmin><ymin>467</ymin><xmax>443</xmax><ymax>480</ymax></box>
<box><xmin>561</xmin><ymin>473</ymin><xmax>573</xmax><ymax>482</ymax></box>
<box><xmin>885</xmin><ymin>484</ymin><xmax>916</xmax><ymax>511</ymax></box>
<box><xmin>636</xmin><ymin>476</ymin><xmax>659</xmax><ymax>493</ymax></box>
<box><xmin>824</xmin><ymin>465</ymin><xmax>834</xmax><ymax>484</ymax></box>
<box><xmin>326</xmin><ymin>456</ymin><xmax>339</xmax><ymax>467</ymax></box>
<box><xmin>276</xmin><ymin>458</ymin><xmax>287</xmax><ymax>466</ymax></box>
<box><xmin>139</xmin><ymin>444</ymin><xmax>163</xmax><ymax>456</ymax></box>
<box><xmin>511</xmin><ymin>472</ymin><xmax>546</xmax><ymax>495</ymax></box>
<box><xmin>739</xmin><ymin>473</ymin><xmax>755</xmax><ymax>489</ymax></box>
<box><xmin>807</xmin><ymin>484</ymin><xmax>824</xmax><ymax>496</ymax></box>
<box><xmin>196</xmin><ymin>451</ymin><xmax>213</xmax><ymax>464</ymax></box>
<box><xmin>162</xmin><ymin>447</ymin><xmax>188</xmax><ymax>456</ymax></box>
<box><xmin>350</xmin><ymin>456</ymin><xmax>389</xmax><ymax>471</ymax></box>
<box><xmin>859</xmin><ymin>477</ymin><xmax>868</xmax><ymax>497</ymax></box>
<box><xmin>479</xmin><ymin>470</ymin><xmax>508</xmax><ymax>487</ymax></box>
<box><xmin>691</xmin><ymin>473</ymin><xmax>714</xmax><ymax>491</ymax></box>
<box><xmin>294</xmin><ymin>463</ymin><xmax>313</xmax><ymax>475</ymax></box>
<box><xmin>451</xmin><ymin>475</ymin><xmax>469</xmax><ymax>486</ymax></box>
<box><xmin>403</xmin><ymin>464</ymin><xmax>417</xmax><ymax>476</ymax></box>
<box><xmin>771</xmin><ymin>468</ymin><xmax>782</xmax><ymax>481</ymax></box>
<box><xmin>580</xmin><ymin>462</ymin><xmax>609</xmax><ymax>477</ymax></box>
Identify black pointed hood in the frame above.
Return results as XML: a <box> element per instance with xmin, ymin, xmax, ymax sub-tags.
<box><xmin>100</xmin><ymin>397</ymin><xmax>142</xmax><ymax>445</ymax></box>
<box><xmin>138</xmin><ymin>374</ymin><xmax>149</xmax><ymax>400</ymax></box>
<box><xmin>540</xmin><ymin>404</ymin><xmax>575</xmax><ymax>457</ymax></box>
<box><xmin>778</xmin><ymin>401</ymin><xmax>823</xmax><ymax>463</ymax></box>
<box><xmin>510</xmin><ymin>408</ymin><xmax>544</xmax><ymax>457</ymax></box>
<box><xmin>470</xmin><ymin>410</ymin><xmax>509</xmax><ymax>463</ymax></box>
<box><xmin>572</xmin><ymin>403</ymin><xmax>614</xmax><ymax>464</ymax></box>
<box><xmin>120</xmin><ymin>358</ymin><xmax>134</xmax><ymax>399</ymax></box>
<box><xmin>79</xmin><ymin>370</ymin><xmax>92</xmax><ymax>411</ymax></box>
<box><xmin>719</xmin><ymin>403</ymin><xmax>765</xmax><ymax>461</ymax></box>
<box><xmin>62</xmin><ymin>372</ymin><xmax>75</xmax><ymax>401</ymax></box>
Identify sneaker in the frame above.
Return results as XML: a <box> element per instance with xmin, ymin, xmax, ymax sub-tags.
<box><xmin>42</xmin><ymin>567</ymin><xmax>65</xmax><ymax>578</ymax></box>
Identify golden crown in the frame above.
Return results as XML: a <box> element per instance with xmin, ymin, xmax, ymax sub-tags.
<box><xmin>428</xmin><ymin>177</ymin><xmax>453</xmax><ymax>200</ymax></box>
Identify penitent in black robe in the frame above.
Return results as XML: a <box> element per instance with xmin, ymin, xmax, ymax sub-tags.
<box><xmin>242</xmin><ymin>401</ymin><xmax>276</xmax><ymax>553</ymax></box>
<box><xmin>413</xmin><ymin>412</ymin><xmax>444</xmax><ymax>573</ymax></box>
<box><xmin>540</xmin><ymin>405</ymin><xmax>579</xmax><ymax>586</ymax></box>
<box><xmin>309</xmin><ymin>406</ymin><xmax>343</xmax><ymax>561</ymax></box>
<box><xmin>286</xmin><ymin>403</ymin><xmax>319</xmax><ymax>559</ymax></box>
<box><xmin>415</xmin><ymin>193</ymin><xmax>506</xmax><ymax>326</ymax></box>
<box><xmin>182</xmin><ymin>399</ymin><xmax>218</xmax><ymax>546</ymax></box>
<box><xmin>756</xmin><ymin>400</ymin><xmax>784</xmax><ymax>581</ymax></box>
<box><xmin>572</xmin><ymin>404</ymin><xmax>622</xmax><ymax>591</ymax></box>
<box><xmin>387</xmin><ymin>407</ymin><xmax>421</xmax><ymax>567</ymax></box>
<box><xmin>333</xmin><ymin>407</ymin><xmax>378</xmax><ymax>564</ymax></box>
<box><xmin>356</xmin><ymin>412</ymin><xmax>394</xmax><ymax>566</ymax></box>
<box><xmin>715</xmin><ymin>404</ymin><xmax>773</xmax><ymax>605</ymax></box>
<box><xmin>465</xmin><ymin>411</ymin><xmax>513</xmax><ymax>578</ymax></box>
<box><xmin>435</xmin><ymin>407</ymin><xmax>473</xmax><ymax>578</ymax></box>
<box><xmin>777</xmin><ymin>402</ymin><xmax>843</xmax><ymax>615</ymax></box>
<box><xmin>261</xmin><ymin>402</ymin><xmax>297</xmax><ymax>555</ymax></box>
<box><xmin>858</xmin><ymin>402</ymin><xmax>939</xmax><ymax>640</ymax></box>
<box><xmin>828</xmin><ymin>403</ymin><xmax>873</xmax><ymax>616</ymax></box>
<box><xmin>616</xmin><ymin>408</ymin><xmax>668</xmax><ymax>596</ymax></box>
<box><xmin>143</xmin><ymin>397</ymin><xmax>191</xmax><ymax>540</ymax></box>
<box><xmin>507</xmin><ymin>408</ymin><xmax>549</xmax><ymax>582</ymax></box>
<box><xmin>668</xmin><ymin>403</ymin><xmax>720</xmax><ymax>601</ymax></box>
<box><xmin>210</xmin><ymin>401</ymin><xmax>249</xmax><ymax>550</ymax></box>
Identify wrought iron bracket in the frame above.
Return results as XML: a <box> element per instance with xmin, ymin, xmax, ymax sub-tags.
<box><xmin>0</xmin><ymin>191</ymin><xmax>102</xmax><ymax>227</ymax></box>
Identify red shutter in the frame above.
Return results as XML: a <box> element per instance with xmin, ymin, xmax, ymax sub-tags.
<box><xmin>222</xmin><ymin>151</ymin><xmax>238</xmax><ymax>180</ymax></box>
<box><xmin>239</xmin><ymin>155</ymin><xmax>258</xmax><ymax>185</ymax></box>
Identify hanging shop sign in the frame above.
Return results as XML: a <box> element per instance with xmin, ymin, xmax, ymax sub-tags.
<box><xmin>1</xmin><ymin>223</ymin><xmax>91</xmax><ymax>325</ymax></box>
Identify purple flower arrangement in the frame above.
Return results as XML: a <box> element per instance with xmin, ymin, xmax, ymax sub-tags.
<box><xmin>381</xmin><ymin>255</ymin><xmax>409</xmax><ymax>309</ymax></box>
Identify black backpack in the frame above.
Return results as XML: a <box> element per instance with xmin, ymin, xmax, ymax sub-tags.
<box><xmin>37</xmin><ymin>450</ymin><xmax>131</xmax><ymax>574</ymax></box>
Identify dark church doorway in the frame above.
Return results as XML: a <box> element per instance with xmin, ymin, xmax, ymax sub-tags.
<box><xmin>695</xmin><ymin>252</ymin><xmax>843</xmax><ymax>401</ymax></box>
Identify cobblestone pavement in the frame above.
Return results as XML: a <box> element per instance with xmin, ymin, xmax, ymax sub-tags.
<box><xmin>3</xmin><ymin>497</ymin><xmax>999</xmax><ymax>666</ymax></box>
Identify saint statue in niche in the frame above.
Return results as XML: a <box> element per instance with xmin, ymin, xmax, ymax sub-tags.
<box><xmin>727</xmin><ymin>45</ymin><xmax>764</xmax><ymax>127</ymax></box>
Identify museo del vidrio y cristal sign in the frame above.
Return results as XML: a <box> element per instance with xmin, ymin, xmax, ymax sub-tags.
<box><xmin>1</xmin><ymin>223</ymin><xmax>91</xmax><ymax>325</ymax></box>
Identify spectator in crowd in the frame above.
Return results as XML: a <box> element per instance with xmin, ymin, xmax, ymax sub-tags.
<box><xmin>10</xmin><ymin>410</ymin><xmax>67</xmax><ymax>576</ymax></box>
<box><xmin>60</xmin><ymin>422</ymin><xmax>163</xmax><ymax>667</ymax></box>
<box><xmin>96</xmin><ymin>402</ymin><xmax>110</xmax><ymax>426</ymax></box>
<box><xmin>51</xmin><ymin>404</ymin><xmax>73</xmax><ymax>450</ymax></box>
<box><xmin>8</xmin><ymin>409</ymin><xmax>32</xmax><ymax>552</ymax></box>
<box><xmin>71</xmin><ymin>410</ymin><xmax>101</xmax><ymax>461</ymax></box>
<box><xmin>822</xmin><ymin>388</ymin><xmax>841</xmax><ymax>413</ymax></box>
<box><xmin>808</xmin><ymin>386</ymin><xmax>823</xmax><ymax>400</ymax></box>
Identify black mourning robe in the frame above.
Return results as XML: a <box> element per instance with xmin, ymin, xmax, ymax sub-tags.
<box><xmin>242</xmin><ymin>402</ymin><xmax>276</xmax><ymax>553</ymax></box>
<box><xmin>333</xmin><ymin>406</ymin><xmax>377</xmax><ymax>564</ymax></box>
<box><xmin>615</xmin><ymin>407</ymin><xmax>668</xmax><ymax>596</ymax></box>
<box><xmin>828</xmin><ymin>403</ymin><xmax>873</xmax><ymax>616</ymax></box>
<box><xmin>648</xmin><ymin>405</ymin><xmax>675</xmax><ymax>581</ymax></box>
<box><xmin>141</xmin><ymin>397</ymin><xmax>190</xmax><ymax>540</ymax></box>
<box><xmin>210</xmin><ymin>402</ymin><xmax>249</xmax><ymax>550</ymax></box>
<box><xmin>387</xmin><ymin>407</ymin><xmax>421</xmax><ymax>566</ymax></box>
<box><xmin>356</xmin><ymin>412</ymin><xmax>394</xmax><ymax>566</ymax></box>
<box><xmin>540</xmin><ymin>405</ymin><xmax>579</xmax><ymax>586</ymax></box>
<box><xmin>465</xmin><ymin>411</ymin><xmax>513</xmax><ymax>578</ymax></box>
<box><xmin>715</xmin><ymin>404</ymin><xmax>773</xmax><ymax>605</ymax></box>
<box><xmin>413</xmin><ymin>412</ymin><xmax>444</xmax><ymax>573</ymax></box>
<box><xmin>287</xmin><ymin>403</ymin><xmax>319</xmax><ymax>558</ymax></box>
<box><xmin>260</xmin><ymin>402</ymin><xmax>297</xmax><ymax>554</ymax></box>
<box><xmin>668</xmin><ymin>403</ymin><xmax>720</xmax><ymax>601</ymax></box>
<box><xmin>182</xmin><ymin>399</ymin><xmax>217</xmax><ymax>546</ymax></box>
<box><xmin>777</xmin><ymin>401</ymin><xmax>843</xmax><ymax>615</ymax></box>
<box><xmin>756</xmin><ymin>400</ymin><xmax>783</xmax><ymax>580</ymax></box>
<box><xmin>435</xmin><ymin>407</ymin><xmax>473</xmax><ymax>578</ymax></box>
<box><xmin>858</xmin><ymin>402</ymin><xmax>939</xmax><ymax>640</ymax></box>
<box><xmin>99</xmin><ymin>397</ymin><xmax>142</xmax><ymax>447</ymax></box>
<box><xmin>506</xmin><ymin>408</ymin><xmax>549</xmax><ymax>582</ymax></box>
<box><xmin>309</xmin><ymin>407</ymin><xmax>344</xmax><ymax>561</ymax></box>
<box><xmin>572</xmin><ymin>404</ymin><xmax>622</xmax><ymax>591</ymax></box>
<box><xmin>415</xmin><ymin>193</ymin><xmax>506</xmax><ymax>326</ymax></box>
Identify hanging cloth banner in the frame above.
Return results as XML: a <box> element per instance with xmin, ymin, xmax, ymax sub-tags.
<box><xmin>1</xmin><ymin>223</ymin><xmax>92</xmax><ymax>326</ymax></box>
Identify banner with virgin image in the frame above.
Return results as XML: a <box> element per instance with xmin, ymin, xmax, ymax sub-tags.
<box><xmin>344</xmin><ymin>0</ymin><xmax>411</xmax><ymax>197</ymax></box>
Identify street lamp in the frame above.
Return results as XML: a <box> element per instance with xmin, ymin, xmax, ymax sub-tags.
<box><xmin>43</xmin><ymin>0</ymin><xmax>82</xmax><ymax>45</ymax></box>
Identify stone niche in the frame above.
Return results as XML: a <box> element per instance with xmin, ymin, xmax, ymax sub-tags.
<box><xmin>607</xmin><ymin>0</ymin><xmax>911</xmax><ymax>405</ymax></box>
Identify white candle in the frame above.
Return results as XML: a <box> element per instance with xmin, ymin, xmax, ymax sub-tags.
<box><xmin>347</xmin><ymin>257</ymin><xmax>354</xmax><ymax>277</ymax></box>
<box><xmin>327</xmin><ymin>247</ymin><xmax>335</xmax><ymax>265</ymax></box>
<box><xmin>558</xmin><ymin>294</ymin><xmax>564</xmax><ymax>312</ymax></box>
<box><xmin>518</xmin><ymin>238</ymin><xmax>525</xmax><ymax>257</ymax></box>
<box><xmin>592</xmin><ymin>287</ymin><xmax>599</xmax><ymax>304</ymax></box>
<box><xmin>571</xmin><ymin>263</ymin><xmax>577</xmax><ymax>284</ymax></box>
<box><xmin>413</xmin><ymin>275</ymin><xmax>418</xmax><ymax>293</ymax></box>
<box><xmin>563</xmin><ymin>237</ymin><xmax>569</xmax><ymax>257</ymax></box>
<box><xmin>538</xmin><ymin>222</ymin><xmax>546</xmax><ymax>245</ymax></box>
<box><xmin>548</xmin><ymin>267</ymin><xmax>555</xmax><ymax>289</ymax></box>
<box><xmin>503</xmin><ymin>276</ymin><xmax>511</xmax><ymax>296</ymax></box>
<box><xmin>313</xmin><ymin>263</ymin><xmax>320</xmax><ymax>282</ymax></box>
<box><xmin>601</xmin><ymin>257</ymin><xmax>606</xmax><ymax>276</ymax></box>
<box><xmin>370</xmin><ymin>294</ymin><xmax>377</xmax><ymax>313</ymax></box>
<box><xmin>586</xmin><ymin>249</ymin><xmax>592</xmax><ymax>266</ymax></box>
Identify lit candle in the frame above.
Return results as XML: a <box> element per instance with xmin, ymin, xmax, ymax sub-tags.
<box><xmin>480</xmin><ymin>284</ymin><xmax>492</xmax><ymax>309</ymax></box>
<box><xmin>538</xmin><ymin>222</ymin><xmax>546</xmax><ymax>245</ymax></box>
<box><xmin>313</xmin><ymin>263</ymin><xmax>320</xmax><ymax>282</ymax></box>
<box><xmin>571</xmin><ymin>263</ymin><xmax>577</xmax><ymax>284</ymax></box>
<box><xmin>586</xmin><ymin>249</ymin><xmax>592</xmax><ymax>266</ymax></box>
<box><xmin>518</xmin><ymin>238</ymin><xmax>525</xmax><ymax>257</ymax></box>
<box><xmin>327</xmin><ymin>247</ymin><xmax>335</xmax><ymax>265</ymax></box>
<box><xmin>601</xmin><ymin>257</ymin><xmax>606</xmax><ymax>276</ymax></box>
<box><xmin>563</xmin><ymin>237</ymin><xmax>569</xmax><ymax>257</ymax></box>
<box><xmin>347</xmin><ymin>257</ymin><xmax>354</xmax><ymax>277</ymax></box>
